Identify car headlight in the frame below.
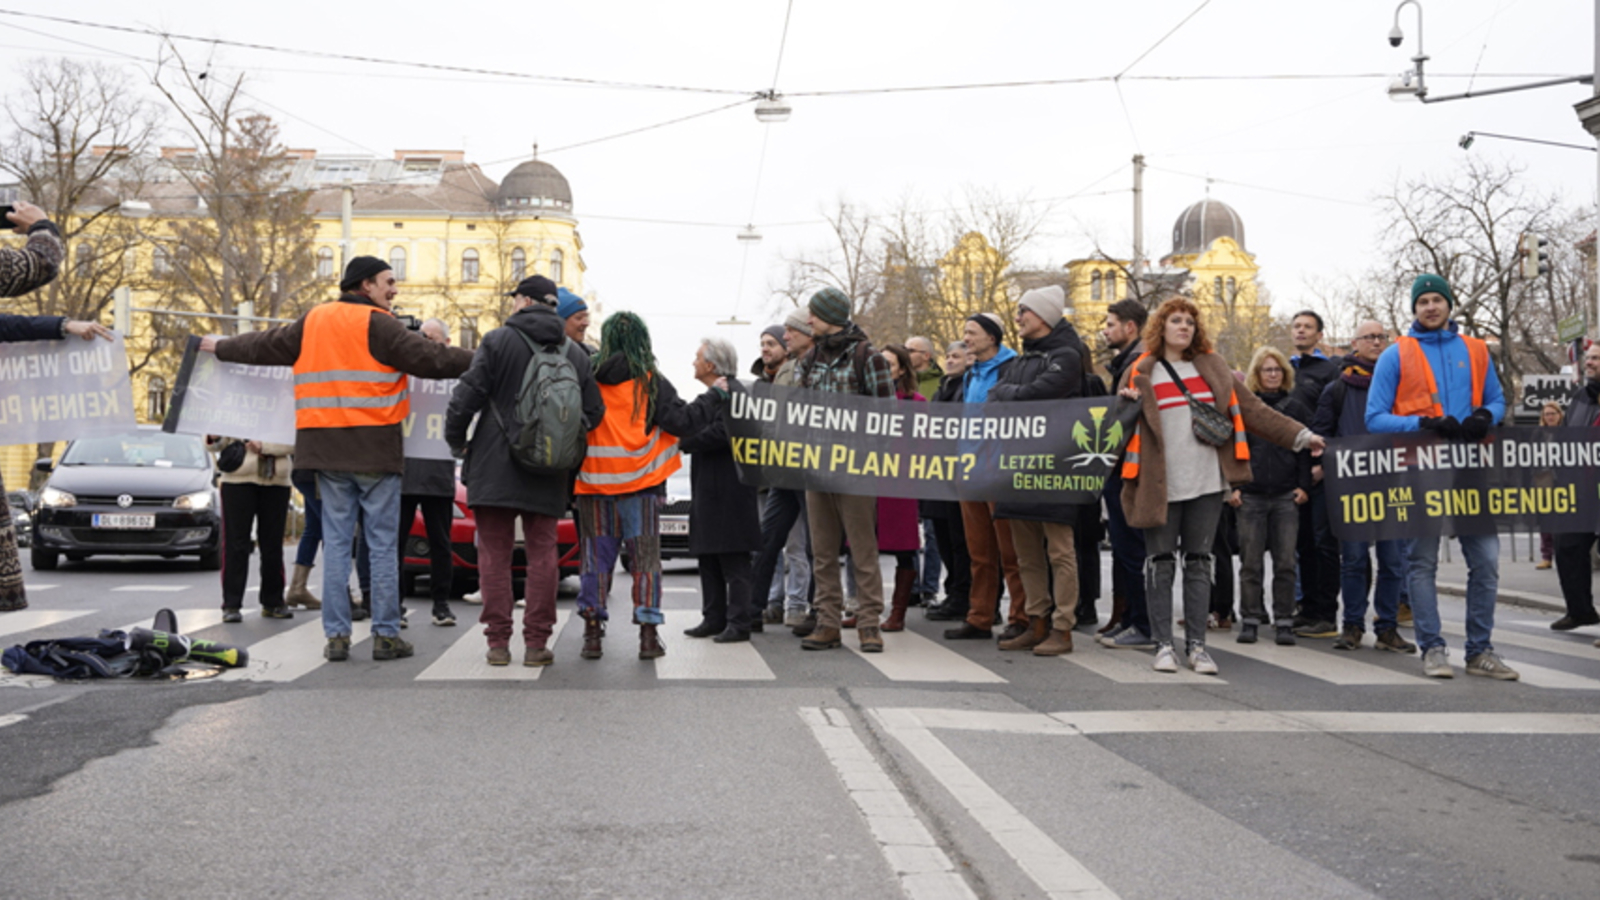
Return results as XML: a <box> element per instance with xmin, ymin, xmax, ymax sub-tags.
<box><xmin>39</xmin><ymin>487</ymin><xmax>76</xmax><ymax>508</ymax></box>
<box><xmin>173</xmin><ymin>490</ymin><xmax>214</xmax><ymax>511</ymax></box>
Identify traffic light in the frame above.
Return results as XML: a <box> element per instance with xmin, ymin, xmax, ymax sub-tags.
<box><xmin>1518</xmin><ymin>233</ymin><xmax>1551</xmax><ymax>279</ymax></box>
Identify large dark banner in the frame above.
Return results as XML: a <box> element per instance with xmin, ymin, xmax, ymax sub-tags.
<box><xmin>1323</xmin><ymin>429</ymin><xmax>1600</xmax><ymax>541</ymax></box>
<box><xmin>724</xmin><ymin>381</ymin><xmax>1137</xmax><ymax>503</ymax></box>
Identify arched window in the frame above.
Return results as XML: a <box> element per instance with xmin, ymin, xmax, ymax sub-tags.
<box><xmin>74</xmin><ymin>242</ymin><xmax>93</xmax><ymax>278</ymax></box>
<box><xmin>146</xmin><ymin>376</ymin><xmax>169</xmax><ymax>422</ymax></box>
<box><xmin>1226</xmin><ymin>276</ymin><xmax>1237</xmax><ymax>300</ymax></box>
<box><xmin>511</xmin><ymin>247</ymin><xmax>526</xmax><ymax>281</ymax></box>
<box><xmin>462</xmin><ymin>248</ymin><xmax>480</xmax><ymax>283</ymax></box>
<box><xmin>152</xmin><ymin>246</ymin><xmax>173</xmax><ymax>278</ymax></box>
<box><xmin>1214</xmin><ymin>276</ymin><xmax>1224</xmax><ymax>300</ymax></box>
<box><xmin>1090</xmin><ymin>271</ymin><xmax>1102</xmax><ymax>301</ymax></box>
<box><xmin>549</xmin><ymin>248</ymin><xmax>563</xmax><ymax>284</ymax></box>
<box><xmin>389</xmin><ymin>246</ymin><xmax>408</xmax><ymax>282</ymax></box>
<box><xmin>316</xmin><ymin>247</ymin><xmax>335</xmax><ymax>279</ymax></box>
<box><xmin>1104</xmin><ymin>270</ymin><xmax>1117</xmax><ymax>301</ymax></box>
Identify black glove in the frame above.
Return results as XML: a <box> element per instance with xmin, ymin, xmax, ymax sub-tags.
<box><xmin>1419</xmin><ymin>415</ymin><xmax>1461</xmax><ymax>440</ymax></box>
<box><xmin>1460</xmin><ymin>407</ymin><xmax>1494</xmax><ymax>441</ymax></box>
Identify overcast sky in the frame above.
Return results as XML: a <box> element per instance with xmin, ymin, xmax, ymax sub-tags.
<box><xmin>2</xmin><ymin>1</ymin><xmax>1594</xmax><ymax>384</ymax></box>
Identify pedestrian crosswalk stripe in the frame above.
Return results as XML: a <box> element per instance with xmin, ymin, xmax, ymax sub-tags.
<box><xmin>1490</xmin><ymin>660</ymin><xmax>1600</xmax><ymax>690</ymax></box>
<box><xmin>654</xmin><ymin>609</ymin><xmax>775</xmax><ymax>681</ymax></box>
<box><xmin>882</xmin><ymin>706</ymin><xmax>1600</xmax><ymax>736</ymax></box>
<box><xmin>1216</xmin><ymin>639</ymin><xmax>1435</xmax><ymax>685</ymax></box>
<box><xmin>25</xmin><ymin>584</ymin><xmax>58</xmax><ymax>591</ymax></box>
<box><xmin>415</xmin><ymin>610</ymin><xmax>571</xmax><ymax>681</ymax></box>
<box><xmin>114</xmin><ymin>608</ymin><xmax>225</xmax><ymax>636</ymax></box>
<box><xmin>1063</xmin><ymin>647</ymin><xmax>1230</xmax><ymax>684</ymax></box>
<box><xmin>1439</xmin><ymin>621</ymin><xmax>1600</xmax><ymax>664</ymax></box>
<box><xmin>219</xmin><ymin>620</ymin><xmax>371</xmax><ymax>682</ymax></box>
<box><xmin>110</xmin><ymin>585</ymin><xmax>190</xmax><ymax>592</ymax></box>
<box><xmin>845</xmin><ymin>629</ymin><xmax>1008</xmax><ymax>683</ymax></box>
<box><xmin>0</xmin><ymin>609</ymin><xmax>93</xmax><ymax>640</ymax></box>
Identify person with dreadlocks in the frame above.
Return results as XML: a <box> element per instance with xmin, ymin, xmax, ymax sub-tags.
<box><xmin>574</xmin><ymin>312</ymin><xmax>728</xmax><ymax>661</ymax></box>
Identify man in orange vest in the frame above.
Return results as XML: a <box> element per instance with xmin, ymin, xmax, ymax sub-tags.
<box><xmin>201</xmin><ymin>256</ymin><xmax>474</xmax><ymax>663</ymax></box>
<box><xmin>1365</xmin><ymin>273</ymin><xmax>1515</xmax><ymax>681</ymax></box>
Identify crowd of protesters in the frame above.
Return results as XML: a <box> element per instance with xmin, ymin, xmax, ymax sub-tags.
<box><xmin>6</xmin><ymin>217</ymin><xmax>1599</xmax><ymax>676</ymax></box>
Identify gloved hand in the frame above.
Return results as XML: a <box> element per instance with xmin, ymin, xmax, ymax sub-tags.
<box><xmin>1460</xmin><ymin>407</ymin><xmax>1495</xmax><ymax>441</ymax></box>
<box><xmin>1419</xmin><ymin>415</ymin><xmax>1461</xmax><ymax>440</ymax></box>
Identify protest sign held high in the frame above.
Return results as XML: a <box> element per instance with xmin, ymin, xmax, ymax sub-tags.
<box><xmin>0</xmin><ymin>333</ymin><xmax>135</xmax><ymax>443</ymax></box>
<box><xmin>724</xmin><ymin>381</ymin><xmax>1137</xmax><ymax>503</ymax></box>
<box><xmin>164</xmin><ymin>336</ymin><xmax>460</xmax><ymax>459</ymax></box>
<box><xmin>1323</xmin><ymin>429</ymin><xmax>1600</xmax><ymax>541</ymax></box>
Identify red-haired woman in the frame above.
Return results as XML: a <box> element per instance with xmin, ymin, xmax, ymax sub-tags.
<box><xmin>1115</xmin><ymin>297</ymin><xmax>1325</xmax><ymax>675</ymax></box>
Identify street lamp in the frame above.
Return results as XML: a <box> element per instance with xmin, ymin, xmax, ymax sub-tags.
<box><xmin>737</xmin><ymin>224</ymin><xmax>763</xmax><ymax>243</ymax></box>
<box><xmin>1387</xmin><ymin>0</ymin><xmax>1429</xmax><ymax>102</ymax></box>
<box><xmin>754</xmin><ymin>91</ymin><xmax>791</xmax><ymax>123</ymax></box>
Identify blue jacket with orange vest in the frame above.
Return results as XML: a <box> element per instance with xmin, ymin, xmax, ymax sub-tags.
<box><xmin>1365</xmin><ymin>320</ymin><xmax>1503</xmax><ymax>434</ymax></box>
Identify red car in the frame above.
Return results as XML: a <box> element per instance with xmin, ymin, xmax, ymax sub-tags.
<box><xmin>402</xmin><ymin>480</ymin><xmax>580</xmax><ymax>597</ymax></box>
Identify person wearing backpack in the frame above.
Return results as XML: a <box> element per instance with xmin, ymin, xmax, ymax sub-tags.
<box><xmin>445</xmin><ymin>276</ymin><xmax>604</xmax><ymax>667</ymax></box>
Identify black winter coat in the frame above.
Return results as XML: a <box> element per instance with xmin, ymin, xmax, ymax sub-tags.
<box><xmin>0</xmin><ymin>314</ymin><xmax>66</xmax><ymax>343</ymax></box>
<box><xmin>1290</xmin><ymin>353</ymin><xmax>1339</xmax><ymax>412</ymax></box>
<box><xmin>990</xmin><ymin>322</ymin><xmax>1086</xmax><ymax>525</ymax></box>
<box><xmin>918</xmin><ymin>374</ymin><xmax>967</xmax><ymax>521</ymax></box>
<box><xmin>1238</xmin><ymin>390</ymin><xmax>1313</xmax><ymax>496</ymax></box>
<box><xmin>679</xmin><ymin>379</ymin><xmax>762</xmax><ymax>556</ymax></box>
<box><xmin>445</xmin><ymin>304</ymin><xmax>604</xmax><ymax>518</ymax></box>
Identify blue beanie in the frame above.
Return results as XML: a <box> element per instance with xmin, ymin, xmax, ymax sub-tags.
<box><xmin>556</xmin><ymin>288</ymin><xmax>588</xmax><ymax>319</ymax></box>
<box><xmin>1410</xmin><ymin>274</ymin><xmax>1455</xmax><ymax>312</ymax></box>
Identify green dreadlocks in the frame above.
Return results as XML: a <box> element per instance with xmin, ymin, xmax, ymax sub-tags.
<box><xmin>598</xmin><ymin>311</ymin><xmax>660</xmax><ymax>428</ymax></box>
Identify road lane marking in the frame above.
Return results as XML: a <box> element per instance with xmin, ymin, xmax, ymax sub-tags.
<box><xmin>654</xmin><ymin>609</ymin><xmax>775</xmax><ymax>681</ymax></box>
<box><xmin>1491</xmin><ymin>660</ymin><xmax>1600</xmax><ymax>691</ymax></box>
<box><xmin>114</xmin><ymin>609</ymin><xmax>226</xmax><ymax>635</ymax></box>
<box><xmin>1214</xmin><ymin>640</ymin><xmax>1435</xmax><ymax>685</ymax></box>
<box><xmin>801</xmin><ymin>707</ymin><xmax>978</xmax><ymax>900</ymax></box>
<box><xmin>217</xmin><ymin>619</ymin><xmax>371</xmax><ymax>682</ymax></box>
<box><xmin>111</xmin><ymin>585</ymin><xmax>190</xmax><ymax>592</ymax></box>
<box><xmin>0</xmin><ymin>609</ymin><xmax>93</xmax><ymax>640</ymax></box>
<box><xmin>845</xmin><ymin>629</ymin><xmax>1007</xmax><ymax>683</ymax></box>
<box><xmin>872</xmin><ymin>708</ymin><xmax>1600</xmax><ymax>736</ymax></box>
<box><xmin>871</xmin><ymin>708</ymin><xmax>1118</xmax><ymax>900</ymax></box>
<box><xmin>0</xmin><ymin>713</ymin><xmax>26</xmax><ymax>729</ymax></box>
<box><xmin>1438</xmin><ymin>620</ymin><xmax>1600</xmax><ymax>664</ymax></box>
<box><xmin>416</xmin><ymin>610</ymin><xmax>571</xmax><ymax>681</ymax></box>
<box><xmin>1062</xmin><ymin>647</ymin><xmax>1229</xmax><ymax>684</ymax></box>
<box><xmin>24</xmin><ymin>584</ymin><xmax>58</xmax><ymax>591</ymax></box>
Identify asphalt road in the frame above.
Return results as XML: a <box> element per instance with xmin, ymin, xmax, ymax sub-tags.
<box><xmin>2</xmin><ymin>552</ymin><xmax>1598</xmax><ymax>900</ymax></box>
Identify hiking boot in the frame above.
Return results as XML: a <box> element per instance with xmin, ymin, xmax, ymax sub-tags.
<box><xmin>1293</xmin><ymin>619</ymin><xmax>1338</xmax><ymax>639</ymax></box>
<box><xmin>1374</xmin><ymin>629</ymin><xmax>1417</xmax><ymax>653</ymax></box>
<box><xmin>1153</xmin><ymin>642</ymin><xmax>1179</xmax><ymax>673</ymax></box>
<box><xmin>784</xmin><ymin>608</ymin><xmax>808</xmax><ymax>628</ymax></box>
<box><xmin>638</xmin><ymin>624</ymin><xmax>666</xmax><ymax>660</ymax></box>
<box><xmin>581</xmin><ymin>618</ymin><xmax>605</xmax><ymax>660</ymax></box>
<box><xmin>997</xmin><ymin>621</ymin><xmax>1029</xmax><ymax>642</ymax></box>
<box><xmin>1237</xmin><ymin>620</ymin><xmax>1259</xmax><ymax>644</ymax></box>
<box><xmin>285</xmin><ymin>563</ymin><xmax>320</xmax><ymax>609</ymax></box>
<box><xmin>943</xmin><ymin>623</ymin><xmax>993</xmax><ymax>640</ymax></box>
<box><xmin>1187</xmin><ymin>642</ymin><xmax>1219</xmax><ymax>676</ymax></box>
<box><xmin>801</xmin><ymin>625</ymin><xmax>843</xmax><ymax>651</ymax></box>
<box><xmin>1332</xmin><ymin>625</ymin><xmax>1362</xmax><ymax>651</ymax></box>
<box><xmin>324</xmin><ymin>636</ymin><xmax>351</xmax><ymax>661</ymax></box>
<box><xmin>998</xmin><ymin>616</ymin><xmax>1049</xmax><ymax>651</ymax></box>
<box><xmin>261</xmin><ymin>605</ymin><xmax>293</xmax><ymax>620</ymax></box>
<box><xmin>762</xmin><ymin>605</ymin><xmax>783</xmax><ymax>625</ymax></box>
<box><xmin>1535</xmin><ymin>559</ymin><xmax>1552</xmax><ymax>570</ymax></box>
<box><xmin>858</xmin><ymin>626</ymin><xmax>884</xmax><ymax>653</ymax></box>
<box><xmin>1275</xmin><ymin>625</ymin><xmax>1298</xmax><ymax>646</ymax></box>
<box><xmin>222</xmin><ymin>609</ymin><xmax>243</xmax><ymax>623</ymax></box>
<box><xmin>1107</xmin><ymin>627</ymin><xmax>1156</xmax><ymax>650</ymax></box>
<box><xmin>792</xmin><ymin>609</ymin><xmax>818</xmax><ymax>637</ymax></box>
<box><xmin>1464</xmin><ymin>651</ymin><xmax>1520</xmax><ymax>680</ymax></box>
<box><xmin>1396</xmin><ymin>602</ymin><xmax>1412</xmax><ymax>625</ymax></box>
<box><xmin>1550</xmin><ymin>612</ymin><xmax>1600</xmax><ymax>631</ymax></box>
<box><xmin>372</xmin><ymin>635</ymin><xmax>413</xmax><ymax>660</ymax></box>
<box><xmin>1032</xmin><ymin>628</ymin><xmax>1074</xmax><ymax>656</ymax></box>
<box><xmin>1421</xmin><ymin>646</ymin><xmax>1453</xmax><ymax>678</ymax></box>
<box><xmin>524</xmin><ymin>647</ymin><xmax>554</xmax><ymax>667</ymax></box>
<box><xmin>486</xmin><ymin>647</ymin><xmax>512</xmax><ymax>667</ymax></box>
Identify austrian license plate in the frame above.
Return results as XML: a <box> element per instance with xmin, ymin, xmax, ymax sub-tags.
<box><xmin>92</xmin><ymin>514</ymin><xmax>155</xmax><ymax>530</ymax></box>
<box><xmin>660</xmin><ymin>520</ymin><xmax>689</xmax><ymax>535</ymax></box>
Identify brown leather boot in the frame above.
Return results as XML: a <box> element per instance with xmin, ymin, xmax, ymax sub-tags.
<box><xmin>999</xmin><ymin>615</ymin><xmax>1049</xmax><ymax>651</ymax></box>
<box><xmin>882</xmin><ymin>568</ymin><xmax>915</xmax><ymax>632</ymax></box>
<box><xmin>580</xmin><ymin>617</ymin><xmax>604</xmax><ymax>660</ymax></box>
<box><xmin>286</xmin><ymin>563</ymin><xmax>321</xmax><ymax>609</ymax></box>
<box><xmin>1098</xmin><ymin>593</ymin><xmax>1126</xmax><ymax>635</ymax></box>
<box><xmin>639</xmin><ymin>623</ymin><xmax>665</xmax><ymax>660</ymax></box>
<box><xmin>1032</xmin><ymin>628</ymin><xmax>1074</xmax><ymax>656</ymax></box>
<box><xmin>801</xmin><ymin>625</ymin><xmax>843</xmax><ymax>650</ymax></box>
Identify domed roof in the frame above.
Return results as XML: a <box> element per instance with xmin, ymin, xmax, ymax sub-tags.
<box><xmin>1170</xmin><ymin>197</ymin><xmax>1244</xmax><ymax>256</ymax></box>
<box><xmin>495</xmin><ymin>158</ymin><xmax>572</xmax><ymax>210</ymax></box>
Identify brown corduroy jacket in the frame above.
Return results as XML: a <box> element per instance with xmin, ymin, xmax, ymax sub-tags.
<box><xmin>1117</xmin><ymin>350</ymin><xmax>1307</xmax><ymax>530</ymax></box>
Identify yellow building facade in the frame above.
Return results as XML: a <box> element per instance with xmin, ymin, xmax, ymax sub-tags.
<box><xmin>1</xmin><ymin>149</ymin><xmax>588</xmax><ymax>488</ymax></box>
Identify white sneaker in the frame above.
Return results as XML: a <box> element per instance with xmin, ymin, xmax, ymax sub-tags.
<box><xmin>1422</xmin><ymin>646</ymin><xmax>1453</xmax><ymax>678</ymax></box>
<box><xmin>1187</xmin><ymin>643</ymin><xmax>1219</xmax><ymax>676</ymax></box>
<box><xmin>461</xmin><ymin>591</ymin><xmax>483</xmax><ymax>605</ymax></box>
<box><xmin>1153</xmin><ymin>642</ymin><xmax>1178</xmax><ymax>673</ymax></box>
<box><xmin>1464</xmin><ymin>651</ymin><xmax>1520</xmax><ymax>681</ymax></box>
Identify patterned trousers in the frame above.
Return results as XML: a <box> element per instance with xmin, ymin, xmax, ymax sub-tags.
<box><xmin>576</xmin><ymin>492</ymin><xmax>664</xmax><ymax>625</ymax></box>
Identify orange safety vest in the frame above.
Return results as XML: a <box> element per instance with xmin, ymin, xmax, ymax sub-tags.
<box><xmin>575</xmin><ymin>379</ymin><xmax>682</xmax><ymax>496</ymax></box>
<box><xmin>1391</xmin><ymin>335</ymin><xmax>1487</xmax><ymax>418</ymax></box>
<box><xmin>1121</xmin><ymin>353</ymin><xmax>1248</xmax><ymax>480</ymax></box>
<box><xmin>291</xmin><ymin>302</ymin><xmax>409</xmax><ymax>430</ymax></box>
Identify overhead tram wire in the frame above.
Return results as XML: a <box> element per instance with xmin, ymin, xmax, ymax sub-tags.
<box><xmin>1146</xmin><ymin>164</ymin><xmax>1377</xmax><ymax>209</ymax></box>
<box><xmin>1107</xmin><ymin>1</ymin><xmax>1214</xmax><ymax>159</ymax></box>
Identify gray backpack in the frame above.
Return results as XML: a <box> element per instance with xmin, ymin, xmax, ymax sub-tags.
<box><xmin>491</xmin><ymin>331</ymin><xmax>586</xmax><ymax>475</ymax></box>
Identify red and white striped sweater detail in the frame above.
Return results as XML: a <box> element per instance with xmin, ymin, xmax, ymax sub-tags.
<box><xmin>1151</xmin><ymin>374</ymin><xmax>1214</xmax><ymax>411</ymax></box>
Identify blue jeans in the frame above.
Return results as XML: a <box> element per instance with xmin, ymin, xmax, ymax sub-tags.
<box><xmin>1340</xmin><ymin>538</ymin><xmax>1406</xmax><ymax>633</ymax></box>
<box><xmin>1104</xmin><ymin>473</ymin><xmax>1149</xmax><ymax>636</ymax></box>
<box><xmin>292</xmin><ymin>468</ymin><xmax>370</xmax><ymax>587</ymax></box>
<box><xmin>317</xmin><ymin>471</ymin><xmax>403</xmax><ymax>640</ymax></box>
<box><xmin>1406</xmin><ymin>532</ymin><xmax>1498</xmax><ymax>656</ymax></box>
<box><xmin>917</xmin><ymin>517</ymin><xmax>942</xmax><ymax>596</ymax></box>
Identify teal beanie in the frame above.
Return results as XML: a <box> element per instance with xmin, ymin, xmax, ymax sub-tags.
<box><xmin>1410</xmin><ymin>273</ymin><xmax>1455</xmax><ymax>312</ymax></box>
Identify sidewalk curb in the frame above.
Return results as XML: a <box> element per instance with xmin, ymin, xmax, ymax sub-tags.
<box><xmin>1436</xmin><ymin>582</ymin><xmax>1563</xmax><ymax>614</ymax></box>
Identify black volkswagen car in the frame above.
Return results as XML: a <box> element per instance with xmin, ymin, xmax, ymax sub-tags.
<box><xmin>31</xmin><ymin>429</ymin><xmax>221</xmax><ymax>570</ymax></box>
